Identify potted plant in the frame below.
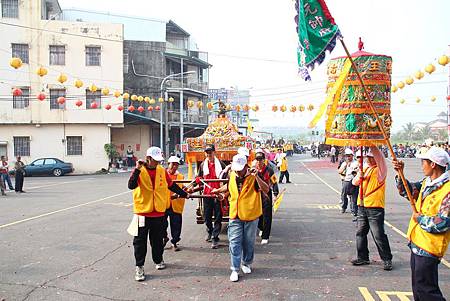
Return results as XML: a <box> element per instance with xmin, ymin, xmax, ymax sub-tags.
<box><xmin>104</xmin><ymin>143</ymin><xmax>119</xmax><ymax>173</ymax></box>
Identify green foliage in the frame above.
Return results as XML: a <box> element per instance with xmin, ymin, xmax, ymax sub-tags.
<box><xmin>104</xmin><ymin>143</ymin><xmax>119</xmax><ymax>163</ymax></box>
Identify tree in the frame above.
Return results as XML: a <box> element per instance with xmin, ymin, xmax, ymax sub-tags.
<box><xmin>401</xmin><ymin>122</ymin><xmax>416</xmax><ymax>141</ymax></box>
<box><xmin>104</xmin><ymin>143</ymin><xmax>119</xmax><ymax>171</ymax></box>
<box><xmin>437</xmin><ymin>129</ymin><xmax>448</xmax><ymax>142</ymax></box>
<box><xmin>418</xmin><ymin>125</ymin><xmax>432</xmax><ymax>141</ymax></box>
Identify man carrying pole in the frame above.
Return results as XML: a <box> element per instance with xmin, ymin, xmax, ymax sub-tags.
<box><xmin>393</xmin><ymin>147</ymin><xmax>450</xmax><ymax>301</ymax></box>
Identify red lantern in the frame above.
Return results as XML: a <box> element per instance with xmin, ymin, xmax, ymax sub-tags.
<box><xmin>155</xmin><ymin>106</ymin><xmax>161</xmax><ymax>111</ymax></box>
<box><xmin>105</xmin><ymin>104</ymin><xmax>112</xmax><ymax>110</ymax></box>
<box><xmin>148</xmin><ymin>106</ymin><xmax>154</xmax><ymax>111</ymax></box>
<box><xmin>447</xmin><ymin>95</ymin><xmax>450</xmax><ymax>101</ymax></box>
<box><xmin>272</xmin><ymin>105</ymin><xmax>278</xmax><ymax>112</ymax></box>
<box><xmin>90</xmin><ymin>102</ymin><xmax>98</xmax><ymax>109</ymax></box>
<box><xmin>37</xmin><ymin>92</ymin><xmax>46</xmax><ymax>101</ymax></box>
<box><xmin>12</xmin><ymin>88</ymin><xmax>23</xmax><ymax>97</ymax></box>
<box><xmin>118</xmin><ymin>105</ymin><xmax>124</xmax><ymax>111</ymax></box>
<box><xmin>137</xmin><ymin>106</ymin><xmax>145</xmax><ymax>113</ymax></box>
<box><xmin>75</xmin><ymin>100</ymin><xmax>83</xmax><ymax>107</ymax></box>
<box><xmin>128</xmin><ymin>105</ymin><xmax>135</xmax><ymax>112</ymax></box>
<box><xmin>57</xmin><ymin>97</ymin><xmax>65</xmax><ymax>105</ymax></box>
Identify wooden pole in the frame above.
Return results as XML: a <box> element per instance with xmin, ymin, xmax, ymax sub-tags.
<box><xmin>339</xmin><ymin>38</ymin><xmax>417</xmax><ymax>213</ymax></box>
<box><xmin>359</xmin><ymin>146</ymin><xmax>364</xmax><ymax>205</ymax></box>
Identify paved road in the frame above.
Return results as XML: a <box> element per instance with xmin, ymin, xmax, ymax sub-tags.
<box><xmin>0</xmin><ymin>155</ymin><xmax>449</xmax><ymax>300</ymax></box>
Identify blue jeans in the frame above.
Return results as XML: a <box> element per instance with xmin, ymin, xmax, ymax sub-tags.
<box><xmin>228</xmin><ymin>218</ymin><xmax>259</xmax><ymax>272</ymax></box>
<box><xmin>1</xmin><ymin>174</ymin><xmax>13</xmax><ymax>190</ymax></box>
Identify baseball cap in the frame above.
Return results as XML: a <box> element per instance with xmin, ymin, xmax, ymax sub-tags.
<box><xmin>417</xmin><ymin>146</ymin><xmax>450</xmax><ymax>167</ymax></box>
<box><xmin>205</xmin><ymin>144</ymin><xmax>215</xmax><ymax>152</ymax></box>
<box><xmin>254</xmin><ymin>148</ymin><xmax>264</xmax><ymax>155</ymax></box>
<box><xmin>366</xmin><ymin>150</ymin><xmax>374</xmax><ymax>157</ymax></box>
<box><xmin>344</xmin><ymin>148</ymin><xmax>354</xmax><ymax>156</ymax></box>
<box><xmin>231</xmin><ymin>154</ymin><xmax>248</xmax><ymax>171</ymax></box>
<box><xmin>168</xmin><ymin>156</ymin><xmax>181</xmax><ymax>164</ymax></box>
<box><xmin>238</xmin><ymin>147</ymin><xmax>250</xmax><ymax>157</ymax></box>
<box><xmin>146</xmin><ymin>147</ymin><xmax>164</xmax><ymax>161</ymax></box>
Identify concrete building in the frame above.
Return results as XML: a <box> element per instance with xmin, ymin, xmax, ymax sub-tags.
<box><xmin>208</xmin><ymin>88</ymin><xmax>250</xmax><ymax>129</ymax></box>
<box><xmin>62</xmin><ymin>9</ymin><xmax>211</xmax><ymax>159</ymax></box>
<box><xmin>0</xmin><ymin>0</ymin><xmax>124</xmax><ymax>173</ymax></box>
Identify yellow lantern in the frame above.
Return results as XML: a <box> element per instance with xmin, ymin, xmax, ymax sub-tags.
<box><xmin>36</xmin><ymin>66</ymin><xmax>48</xmax><ymax>77</ymax></box>
<box><xmin>207</xmin><ymin>102</ymin><xmax>214</xmax><ymax>110</ymax></box>
<box><xmin>113</xmin><ymin>90</ymin><xmax>121</xmax><ymax>98</ymax></box>
<box><xmin>290</xmin><ymin>105</ymin><xmax>297</xmax><ymax>113</ymax></box>
<box><xmin>438</xmin><ymin>55</ymin><xmax>449</xmax><ymax>66</ymax></box>
<box><xmin>235</xmin><ymin>104</ymin><xmax>241</xmax><ymax>112</ymax></box>
<box><xmin>131</xmin><ymin>94</ymin><xmax>138</xmax><ymax>101</ymax></box>
<box><xmin>415</xmin><ymin>71</ymin><xmax>424</xmax><ymax>80</ymax></box>
<box><xmin>57</xmin><ymin>73</ymin><xmax>68</xmax><ymax>84</ymax></box>
<box><xmin>122</xmin><ymin>92</ymin><xmax>130</xmax><ymax>100</ymax></box>
<box><xmin>74</xmin><ymin>79</ymin><xmax>84</xmax><ymax>88</ymax></box>
<box><xmin>168</xmin><ymin>97</ymin><xmax>174</xmax><ymax>103</ymax></box>
<box><xmin>299</xmin><ymin>105</ymin><xmax>305</xmax><ymax>112</ymax></box>
<box><xmin>89</xmin><ymin>84</ymin><xmax>98</xmax><ymax>92</ymax></box>
<box><xmin>144</xmin><ymin>96</ymin><xmax>150</xmax><ymax>103</ymax></box>
<box><xmin>416</xmin><ymin>97</ymin><xmax>421</xmax><ymax>103</ymax></box>
<box><xmin>400</xmin><ymin>99</ymin><xmax>406</xmax><ymax>104</ymax></box>
<box><xmin>137</xmin><ymin>95</ymin><xmax>144</xmax><ymax>102</ymax></box>
<box><xmin>10</xmin><ymin>57</ymin><xmax>23</xmax><ymax>69</ymax></box>
<box><xmin>425</xmin><ymin>64</ymin><xmax>436</xmax><ymax>74</ymax></box>
<box><xmin>431</xmin><ymin>96</ymin><xmax>437</xmax><ymax>102</ymax></box>
<box><xmin>307</xmin><ymin>104</ymin><xmax>314</xmax><ymax>111</ymax></box>
<box><xmin>405</xmin><ymin>77</ymin><xmax>414</xmax><ymax>85</ymax></box>
<box><xmin>158</xmin><ymin>97</ymin><xmax>164</xmax><ymax>103</ymax></box>
<box><xmin>101</xmin><ymin>88</ymin><xmax>110</xmax><ymax>96</ymax></box>
<box><xmin>196</xmin><ymin>101</ymin><xmax>203</xmax><ymax>109</ymax></box>
<box><xmin>226</xmin><ymin>104</ymin><xmax>232</xmax><ymax>111</ymax></box>
<box><xmin>397</xmin><ymin>81</ymin><xmax>405</xmax><ymax>89</ymax></box>
<box><xmin>391</xmin><ymin>86</ymin><xmax>398</xmax><ymax>93</ymax></box>
<box><xmin>280</xmin><ymin>105</ymin><xmax>287</xmax><ymax>112</ymax></box>
<box><xmin>243</xmin><ymin>104</ymin><xmax>250</xmax><ymax>112</ymax></box>
<box><xmin>252</xmin><ymin>105</ymin><xmax>259</xmax><ymax>112</ymax></box>
<box><xmin>187</xmin><ymin>100</ymin><xmax>195</xmax><ymax>108</ymax></box>
<box><xmin>149</xmin><ymin>98</ymin><xmax>156</xmax><ymax>104</ymax></box>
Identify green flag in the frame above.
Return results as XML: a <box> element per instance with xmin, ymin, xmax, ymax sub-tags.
<box><xmin>295</xmin><ymin>0</ymin><xmax>341</xmax><ymax>80</ymax></box>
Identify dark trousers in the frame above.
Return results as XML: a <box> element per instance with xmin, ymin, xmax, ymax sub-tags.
<box><xmin>203</xmin><ymin>198</ymin><xmax>222</xmax><ymax>241</ymax></box>
<box><xmin>133</xmin><ymin>216</ymin><xmax>165</xmax><ymax>266</ymax></box>
<box><xmin>258</xmin><ymin>195</ymin><xmax>273</xmax><ymax>239</ymax></box>
<box><xmin>127</xmin><ymin>157</ymin><xmax>134</xmax><ymax>167</ymax></box>
<box><xmin>356</xmin><ymin>206</ymin><xmax>392</xmax><ymax>261</ymax></box>
<box><xmin>163</xmin><ymin>208</ymin><xmax>182</xmax><ymax>244</ymax></box>
<box><xmin>341</xmin><ymin>181</ymin><xmax>358</xmax><ymax>216</ymax></box>
<box><xmin>279</xmin><ymin>171</ymin><xmax>290</xmax><ymax>183</ymax></box>
<box><xmin>411</xmin><ymin>252</ymin><xmax>446</xmax><ymax>301</ymax></box>
<box><xmin>1</xmin><ymin>174</ymin><xmax>13</xmax><ymax>190</ymax></box>
<box><xmin>15</xmin><ymin>171</ymin><xmax>24</xmax><ymax>192</ymax></box>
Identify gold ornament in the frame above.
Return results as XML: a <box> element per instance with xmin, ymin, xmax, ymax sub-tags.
<box><xmin>144</xmin><ymin>96</ymin><xmax>150</xmax><ymax>103</ymax></box>
<box><xmin>414</xmin><ymin>71</ymin><xmax>424</xmax><ymax>80</ymax></box>
<box><xmin>57</xmin><ymin>73</ymin><xmax>68</xmax><ymax>84</ymax></box>
<box><xmin>405</xmin><ymin>77</ymin><xmax>414</xmax><ymax>85</ymax></box>
<box><xmin>36</xmin><ymin>66</ymin><xmax>48</xmax><ymax>77</ymax></box>
<box><xmin>425</xmin><ymin>64</ymin><xmax>436</xmax><ymax>74</ymax></box>
<box><xmin>397</xmin><ymin>81</ymin><xmax>405</xmax><ymax>89</ymax></box>
<box><xmin>101</xmin><ymin>88</ymin><xmax>110</xmax><ymax>96</ymax></box>
<box><xmin>131</xmin><ymin>94</ymin><xmax>138</xmax><ymax>101</ymax></box>
<box><xmin>149</xmin><ymin>98</ymin><xmax>156</xmax><ymax>104</ymax></box>
<box><xmin>391</xmin><ymin>86</ymin><xmax>398</xmax><ymax>93</ymax></box>
<box><xmin>438</xmin><ymin>55</ymin><xmax>449</xmax><ymax>66</ymax></box>
<box><xmin>89</xmin><ymin>84</ymin><xmax>98</xmax><ymax>92</ymax></box>
<box><xmin>168</xmin><ymin>97</ymin><xmax>174</xmax><ymax>102</ymax></box>
<box><xmin>10</xmin><ymin>57</ymin><xmax>23</xmax><ymax>69</ymax></box>
<box><xmin>158</xmin><ymin>97</ymin><xmax>164</xmax><ymax>103</ymax></box>
<box><xmin>74</xmin><ymin>79</ymin><xmax>84</xmax><ymax>88</ymax></box>
<box><xmin>122</xmin><ymin>92</ymin><xmax>130</xmax><ymax>100</ymax></box>
<box><xmin>137</xmin><ymin>95</ymin><xmax>144</xmax><ymax>102</ymax></box>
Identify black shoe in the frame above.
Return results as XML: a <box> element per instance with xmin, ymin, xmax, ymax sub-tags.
<box><xmin>352</xmin><ymin>216</ymin><xmax>358</xmax><ymax>222</ymax></box>
<box><xmin>351</xmin><ymin>258</ymin><xmax>370</xmax><ymax>266</ymax></box>
<box><xmin>205</xmin><ymin>234</ymin><xmax>212</xmax><ymax>242</ymax></box>
<box><xmin>286</xmin><ymin>181</ymin><xmax>292</xmax><ymax>184</ymax></box>
<box><xmin>20</xmin><ymin>191</ymin><xmax>26</xmax><ymax>193</ymax></box>
<box><xmin>163</xmin><ymin>237</ymin><xmax>169</xmax><ymax>248</ymax></box>
<box><xmin>383</xmin><ymin>260</ymin><xmax>393</xmax><ymax>271</ymax></box>
<box><xmin>341</xmin><ymin>208</ymin><xmax>346</xmax><ymax>214</ymax></box>
<box><xmin>211</xmin><ymin>240</ymin><xmax>219</xmax><ymax>249</ymax></box>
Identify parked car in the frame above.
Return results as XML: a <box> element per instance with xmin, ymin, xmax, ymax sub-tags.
<box><xmin>24</xmin><ymin>158</ymin><xmax>74</xmax><ymax>177</ymax></box>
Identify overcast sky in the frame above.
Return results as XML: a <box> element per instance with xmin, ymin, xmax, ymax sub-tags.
<box><xmin>59</xmin><ymin>0</ymin><xmax>450</xmax><ymax>132</ymax></box>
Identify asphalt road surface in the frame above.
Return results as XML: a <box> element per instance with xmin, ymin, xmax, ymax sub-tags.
<box><xmin>0</xmin><ymin>155</ymin><xmax>449</xmax><ymax>300</ymax></box>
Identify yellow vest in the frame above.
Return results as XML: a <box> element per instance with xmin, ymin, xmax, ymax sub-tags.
<box><xmin>280</xmin><ymin>158</ymin><xmax>288</xmax><ymax>172</ymax></box>
<box><xmin>357</xmin><ymin>166</ymin><xmax>385</xmax><ymax>208</ymax></box>
<box><xmin>407</xmin><ymin>180</ymin><xmax>450</xmax><ymax>258</ymax></box>
<box><xmin>228</xmin><ymin>171</ymin><xmax>262</xmax><ymax>221</ymax></box>
<box><xmin>133</xmin><ymin>165</ymin><xmax>169</xmax><ymax>214</ymax></box>
<box><xmin>168</xmin><ymin>172</ymin><xmax>186</xmax><ymax>214</ymax></box>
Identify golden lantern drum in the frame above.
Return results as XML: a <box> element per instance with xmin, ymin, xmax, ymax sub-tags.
<box><xmin>307</xmin><ymin>104</ymin><xmax>314</xmax><ymax>111</ymax></box>
<box><xmin>431</xmin><ymin>96</ymin><xmax>436</xmax><ymax>102</ymax></box>
<box><xmin>391</xmin><ymin>86</ymin><xmax>398</xmax><ymax>93</ymax></box>
<box><xmin>101</xmin><ymin>88</ymin><xmax>110</xmax><ymax>96</ymax></box>
<box><xmin>425</xmin><ymin>64</ymin><xmax>436</xmax><ymax>74</ymax></box>
<box><xmin>438</xmin><ymin>55</ymin><xmax>449</xmax><ymax>66</ymax></box>
<box><xmin>226</xmin><ymin>104</ymin><xmax>232</xmax><ymax>111</ymax></box>
<box><xmin>36</xmin><ymin>66</ymin><xmax>48</xmax><ymax>77</ymax></box>
<box><xmin>252</xmin><ymin>105</ymin><xmax>259</xmax><ymax>112</ymax></box>
<box><xmin>324</xmin><ymin>48</ymin><xmax>392</xmax><ymax>146</ymax></box>
<box><xmin>280</xmin><ymin>105</ymin><xmax>287</xmax><ymax>112</ymax></box>
<box><xmin>416</xmin><ymin>98</ymin><xmax>421</xmax><ymax>103</ymax></box>
<box><xmin>137</xmin><ymin>95</ymin><xmax>144</xmax><ymax>102</ymax></box>
<box><xmin>74</xmin><ymin>79</ymin><xmax>83</xmax><ymax>88</ymax></box>
<box><xmin>272</xmin><ymin>105</ymin><xmax>278</xmax><ymax>112</ymax></box>
<box><xmin>397</xmin><ymin>81</ymin><xmax>405</xmax><ymax>89</ymax></box>
<box><xmin>158</xmin><ymin>97</ymin><xmax>164</xmax><ymax>103</ymax></box>
<box><xmin>207</xmin><ymin>102</ymin><xmax>213</xmax><ymax>110</ymax></box>
<box><xmin>405</xmin><ymin>77</ymin><xmax>414</xmax><ymax>85</ymax></box>
<box><xmin>235</xmin><ymin>104</ymin><xmax>241</xmax><ymax>112</ymax></box>
<box><xmin>57</xmin><ymin>73</ymin><xmax>68</xmax><ymax>84</ymax></box>
<box><xmin>122</xmin><ymin>92</ymin><xmax>130</xmax><ymax>100</ymax></box>
<box><xmin>299</xmin><ymin>105</ymin><xmax>305</xmax><ymax>112</ymax></box>
<box><xmin>197</xmin><ymin>101</ymin><xmax>203</xmax><ymax>109</ymax></box>
<box><xmin>187</xmin><ymin>100</ymin><xmax>195</xmax><ymax>108</ymax></box>
<box><xmin>89</xmin><ymin>84</ymin><xmax>98</xmax><ymax>93</ymax></box>
<box><xmin>290</xmin><ymin>105</ymin><xmax>297</xmax><ymax>113</ymax></box>
<box><xmin>400</xmin><ymin>99</ymin><xmax>406</xmax><ymax>104</ymax></box>
<box><xmin>114</xmin><ymin>90</ymin><xmax>121</xmax><ymax>98</ymax></box>
<box><xmin>149</xmin><ymin>98</ymin><xmax>156</xmax><ymax>104</ymax></box>
<box><xmin>10</xmin><ymin>57</ymin><xmax>23</xmax><ymax>69</ymax></box>
<box><xmin>144</xmin><ymin>96</ymin><xmax>150</xmax><ymax>103</ymax></box>
<box><xmin>130</xmin><ymin>94</ymin><xmax>138</xmax><ymax>101</ymax></box>
<box><xmin>243</xmin><ymin>104</ymin><xmax>250</xmax><ymax>112</ymax></box>
<box><xmin>168</xmin><ymin>97</ymin><xmax>174</xmax><ymax>103</ymax></box>
<box><xmin>415</xmin><ymin>71</ymin><xmax>424</xmax><ymax>80</ymax></box>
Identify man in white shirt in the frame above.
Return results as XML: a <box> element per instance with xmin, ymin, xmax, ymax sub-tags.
<box><xmin>330</xmin><ymin>146</ymin><xmax>337</xmax><ymax>163</ymax></box>
<box><xmin>338</xmin><ymin>149</ymin><xmax>359</xmax><ymax>217</ymax></box>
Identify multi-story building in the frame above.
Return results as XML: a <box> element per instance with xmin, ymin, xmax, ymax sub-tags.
<box><xmin>0</xmin><ymin>0</ymin><xmax>124</xmax><ymax>173</ymax></box>
<box><xmin>62</xmin><ymin>9</ymin><xmax>211</xmax><ymax>158</ymax></box>
<box><xmin>208</xmin><ymin>88</ymin><xmax>250</xmax><ymax>128</ymax></box>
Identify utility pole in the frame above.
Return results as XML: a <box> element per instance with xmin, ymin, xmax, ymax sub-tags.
<box><xmin>180</xmin><ymin>58</ymin><xmax>184</xmax><ymax>156</ymax></box>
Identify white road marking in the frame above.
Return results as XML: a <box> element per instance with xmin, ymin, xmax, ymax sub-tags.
<box><xmin>300</xmin><ymin>161</ymin><xmax>450</xmax><ymax>269</ymax></box>
<box><xmin>0</xmin><ymin>191</ymin><xmax>131</xmax><ymax>229</ymax></box>
<box><xmin>26</xmin><ymin>178</ymin><xmax>95</xmax><ymax>190</ymax></box>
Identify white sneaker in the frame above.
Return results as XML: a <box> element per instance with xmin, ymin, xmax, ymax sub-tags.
<box><xmin>258</xmin><ymin>231</ymin><xmax>263</xmax><ymax>237</ymax></box>
<box><xmin>241</xmin><ymin>264</ymin><xmax>252</xmax><ymax>274</ymax></box>
<box><xmin>135</xmin><ymin>266</ymin><xmax>145</xmax><ymax>281</ymax></box>
<box><xmin>155</xmin><ymin>261</ymin><xmax>166</xmax><ymax>270</ymax></box>
<box><xmin>261</xmin><ymin>239</ymin><xmax>269</xmax><ymax>245</ymax></box>
<box><xmin>229</xmin><ymin>271</ymin><xmax>239</xmax><ymax>282</ymax></box>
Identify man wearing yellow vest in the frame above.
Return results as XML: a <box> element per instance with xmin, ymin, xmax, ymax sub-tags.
<box><xmin>278</xmin><ymin>153</ymin><xmax>291</xmax><ymax>184</ymax></box>
<box><xmin>163</xmin><ymin>156</ymin><xmax>186</xmax><ymax>252</ymax></box>
<box><xmin>211</xmin><ymin>154</ymin><xmax>269</xmax><ymax>282</ymax></box>
<box><xmin>393</xmin><ymin>146</ymin><xmax>450</xmax><ymax>301</ymax></box>
<box><xmin>128</xmin><ymin>147</ymin><xmax>189</xmax><ymax>282</ymax></box>
<box><xmin>351</xmin><ymin>146</ymin><xmax>393</xmax><ymax>271</ymax></box>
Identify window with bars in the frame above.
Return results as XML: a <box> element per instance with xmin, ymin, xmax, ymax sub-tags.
<box><xmin>1</xmin><ymin>0</ymin><xmax>19</xmax><ymax>18</ymax></box>
<box><xmin>86</xmin><ymin>90</ymin><xmax>101</xmax><ymax>109</ymax></box>
<box><xmin>49</xmin><ymin>45</ymin><xmax>65</xmax><ymax>65</ymax></box>
<box><xmin>123</xmin><ymin>52</ymin><xmax>129</xmax><ymax>74</ymax></box>
<box><xmin>49</xmin><ymin>89</ymin><xmax>66</xmax><ymax>110</ymax></box>
<box><xmin>85</xmin><ymin>46</ymin><xmax>101</xmax><ymax>66</ymax></box>
<box><xmin>13</xmin><ymin>87</ymin><xmax>30</xmax><ymax>109</ymax></box>
<box><xmin>67</xmin><ymin>136</ymin><xmax>82</xmax><ymax>155</ymax></box>
<box><xmin>11</xmin><ymin>43</ymin><xmax>29</xmax><ymax>63</ymax></box>
<box><xmin>13</xmin><ymin>136</ymin><xmax>30</xmax><ymax>157</ymax></box>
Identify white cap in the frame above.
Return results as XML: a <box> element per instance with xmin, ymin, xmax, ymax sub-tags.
<box><xmin>231</xmin><ymin>154</ymin><xmax>248</xmax><ymax>171</ymax></box>
<box><xmin>254</xmin><ymin>148</ymin><xmax>264</xmax><ymax>154</ymax></box>
<box><xmin>417</xmin><ymin>146</ymin><xmax>450</xmax><ymax>167</ymax></box>
<box><xmin>146</xmin><ymin>146</ymin><xmax>164</xmax><ymax>161</ymax></box>
<box><xmin>344</xmin><ymin>148</ymin><xmax>354</xmax><ymax>156</ymax></box>
<box><xmin>355</xmin><ymin>150</ymin><xmax>362</xmax><ymax>158</ymax></box>
<box><xmin>168</xmin><ymin>156</ymin><xmax>180</xmax><ymax>164</ymax></box>
<box><xmin>366</xmin><ymin>150</ymin><xmax>374</xmax><ymax>157</ymax></box>
<box><xmin>237</xmin><ymin>147</ymin><xmax>250</xmax><ymax>157</ymax></box>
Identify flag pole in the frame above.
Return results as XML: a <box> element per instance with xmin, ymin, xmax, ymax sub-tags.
<box><xmin>338</xmin><ymin>37</ymin><xmax>417</xmax><ymax>213</ymax></box>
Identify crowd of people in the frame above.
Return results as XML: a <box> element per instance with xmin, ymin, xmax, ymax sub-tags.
<box><xmin>0</xmin><ymin>155</ymin><xmax>26</xmax><ymax>196</ymax></box>
<box><xmin>127</xmin><ymin>144</ymin><xmax>290</xmax><ymax>283</ymax></box>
